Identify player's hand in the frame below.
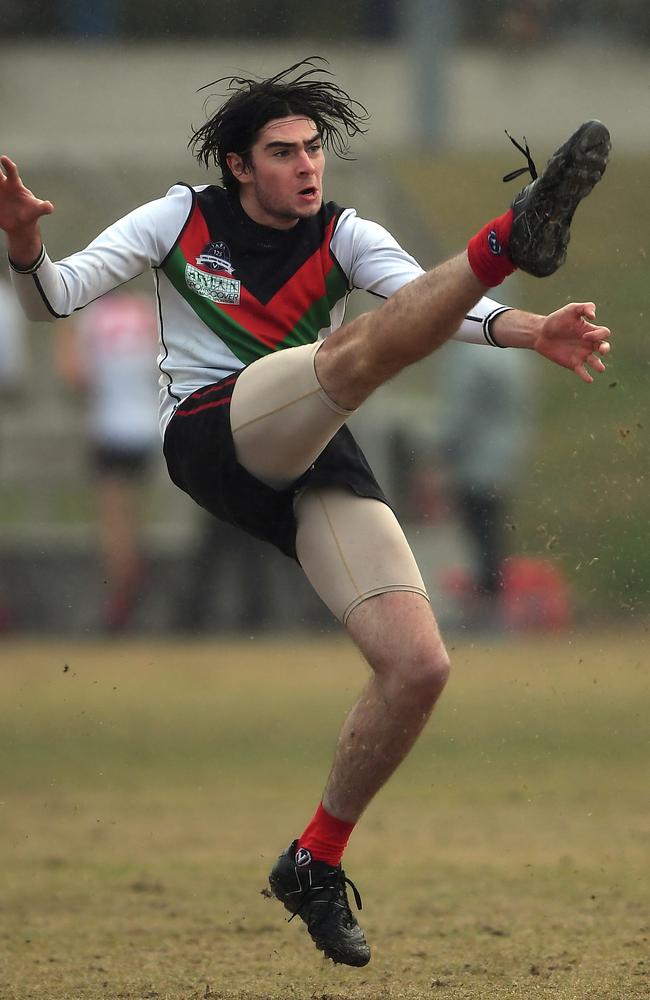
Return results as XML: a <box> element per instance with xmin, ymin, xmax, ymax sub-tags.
<box><xmin>0</xmin><ymin>155</ymin><xmax>54</xmax><ymax>235</ymax></box>
<box><xmin>532</xmin><ymin>302</ymin><xmax>611</xmax><ymax>384</ymax></box>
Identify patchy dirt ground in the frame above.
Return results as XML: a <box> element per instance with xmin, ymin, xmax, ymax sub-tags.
<box><xmin>0</xmin><ymin>634</ymin><xmax>648</xmax><ymax>999</ymax></box>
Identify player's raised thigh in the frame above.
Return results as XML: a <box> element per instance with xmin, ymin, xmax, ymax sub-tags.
<box><xmin>230</xmin><ymin>342</ymin><xmax>352</xmax><ymax>490</ymax></box>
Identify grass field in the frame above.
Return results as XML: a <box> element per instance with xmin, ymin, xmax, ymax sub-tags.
<box><xmin>1</xmin><ymin>634</ymin><xmax>648</xmax><ymax>1000</ymax></box>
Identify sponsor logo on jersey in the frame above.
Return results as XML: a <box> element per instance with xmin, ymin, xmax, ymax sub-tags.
<box><xmin>185</xmin><ymin>264</ymin><xmax>241</xmax><ymax>305</ymax></box>
<box><xmin>195</xmin><ymin>240</ymin><xmax>235</xmax><ymax>274</ymax></box>
<box><xmin>295</xmin><ymin>847</ymin><xmax>312</xmax><ymax>868</ymax></box>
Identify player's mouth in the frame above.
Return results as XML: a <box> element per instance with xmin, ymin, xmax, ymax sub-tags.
<box><xmin>298</xmin><ymin>186</ymin><xmax>319</xmax><ymax>201</ymax></box>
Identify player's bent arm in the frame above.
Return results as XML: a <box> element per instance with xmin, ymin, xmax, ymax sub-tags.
<box><xmin>331</xmin><ymin>209</ymin><xmax>512</xmax><ymax>347</ymax></box>
<box><xmin>8</xmin><ymin>185</ymin><xmax>192</xmax><ymax>322</ymax></box>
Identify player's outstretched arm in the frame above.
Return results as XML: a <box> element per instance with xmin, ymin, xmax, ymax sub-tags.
<box><xmin>490</xmin><ymin>302</ymin><xmax>611</xmax><ymax>384</ymax></box>
<box><xmin>0</xmin><ymin>156</ymin><xmax>53</xmax><ymax>268</ymax></box>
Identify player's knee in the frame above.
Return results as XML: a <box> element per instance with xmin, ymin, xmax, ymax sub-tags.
<box><xmin>343</xmin><ymin>310</ymin><xmax>374</xmax><ymax>335</ymax></box>
<box><xmin>316</xmin><ymin>311</ymin><xmax>377</xmax><ymax>386</ymax></box>
<box><xmin>390</xmin><ymin>638</ymin><xmax>451</xmax><ymax>707</ymax></box>
<box><xmin>414</xmin><ymin>643</ymin><xmax>451</xmax><ymax>704</ymax></box>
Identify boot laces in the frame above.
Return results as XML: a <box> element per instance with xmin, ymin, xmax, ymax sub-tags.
<box><xmin>502</xmin><ymin>130</ymin><xmax>539</xmax><ymax>184</ymax></box>
<box><xmin>288</xmin><ymin>868</ymin><xmax>363</xmax><ymax>924</ymax></box>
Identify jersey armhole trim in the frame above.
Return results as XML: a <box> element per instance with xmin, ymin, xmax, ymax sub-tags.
<box><xmin>330</xmin><ymin>206</ymin><xmax>355</xmax><ymax>293</ymax></box>
<box><xmin>157</xmin><ymin>183</ymin><xmax>196</xmax><ymax>270</ymax></box>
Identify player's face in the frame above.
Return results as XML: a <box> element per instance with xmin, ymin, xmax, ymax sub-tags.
<box><xmin>228</xmin><ymin>116</ymin><xmax>325</xmax><ymax>229</ymax></box>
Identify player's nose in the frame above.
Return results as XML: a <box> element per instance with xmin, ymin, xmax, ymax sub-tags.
<box><xmin>296</xmin><ymin>150</ymin><xmax>315</xmax><ymax>172</ymax></box>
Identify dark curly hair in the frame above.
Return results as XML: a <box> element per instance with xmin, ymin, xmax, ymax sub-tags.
<box><xmin>188</xmin><ymin>57</ymin><xmax>369</xmax><ymax>192</ymax></box>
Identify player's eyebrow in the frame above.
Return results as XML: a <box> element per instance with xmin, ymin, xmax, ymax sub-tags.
<box><xmin>263</xmin><ymin>132</ymin><xmax>321</xmax><ymax>151</ymax></box>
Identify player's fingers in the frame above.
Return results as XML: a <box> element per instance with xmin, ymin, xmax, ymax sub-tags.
<box><xmin>581</xmin><ymin>326</ymin><xmax>611</xmax><ymax>343</ymax></box>
<box><xmin>564</xmin><ymin>301</ymin><xmax>597</xmax><ymax>323</ymax></box>
<box><xmin>573</xmin><ymin>362</ymin><xmax>594</xmax><ymax>384</ymax></box>
<box><xmin>586</xmin><ymin>353</ymin><xmax>606</xmax><ymax>373</ymax></box>
<box><xmin>0</xmin><ymin>156</ymin><xmax>19</xmax><ymax>180</ymax></box>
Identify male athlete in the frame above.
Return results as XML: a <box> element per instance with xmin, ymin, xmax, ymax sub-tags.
<box><xmin>0</xmin><ymin>58</ymin><xmax>611</xmax><ymax>968</ymax></box>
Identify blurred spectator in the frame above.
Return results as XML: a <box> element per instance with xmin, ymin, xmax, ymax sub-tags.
<box><xmin>176</xmin><ymin>512</ymin><xmax>274</xmax><ymax>634</ymax></box>
<box><xmin>0</xmin><ymin>270</ymin><xmax>27</xmax><ymax>633</ymax></box>
<box><xmin>55</xmin><ymin>290</ymin><xmax>160</xmax><ymax>632</ymax></box>
<box><xmin>431</xmin><ymin>339</ymin><xmax>537</xmax><ymax>629</ymax></box>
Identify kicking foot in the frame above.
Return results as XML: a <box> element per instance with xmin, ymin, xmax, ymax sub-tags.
<box><xmin>268</xmin><ymin>841</ymin><xmax>371</xmax><ymax>967</ymax></box>
<box><xmin>509</xmin><ymin>120</ymin><xmax>611</xmax><ymax>277</ymax></box>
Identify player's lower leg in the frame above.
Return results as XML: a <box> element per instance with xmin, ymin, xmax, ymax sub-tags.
<box><xmin>319</xmin><ymin>592</ymin><xmax>450</xmax><ymax>823</ymax></box>
<box><xmin>268</xmin><ymin>592</ymin><xmax>449</xmax><ymax>966</ymax></box>
<box><xmin>316</xmin><ymin>120</ymin><xmax>610</xmax><ymax>411</ymax></box>
<box><xmin>316</xmin><ymin>253</ymin><xmax>485</xmax><ymax>411</ymax></box>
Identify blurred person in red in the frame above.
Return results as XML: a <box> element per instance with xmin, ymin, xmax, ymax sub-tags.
<box><xmin>55</xmin><ymin>290</ymin><xmax>160</xmax><ymax>631</ymax></box>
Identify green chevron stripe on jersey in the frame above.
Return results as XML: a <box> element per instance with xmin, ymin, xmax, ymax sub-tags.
<box><xmin>161</xmin><ymin>245</ymin><xmax>349</xmax><ymax>365</ymax></box>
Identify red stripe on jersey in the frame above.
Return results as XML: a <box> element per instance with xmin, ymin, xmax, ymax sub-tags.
<box><xmin>179</xmin><ymin>210</ymin><xmax>211</xmax><ymax>263</ymax></box>
<box><xmin>175</xmin><ymin>396</ymin><xmax>232</xmax><ymax>417</ymax></box>
<box><xmin>187</xmin><ymin>376</ymin><xmax>238</xmax><ymax>399</ymax></box>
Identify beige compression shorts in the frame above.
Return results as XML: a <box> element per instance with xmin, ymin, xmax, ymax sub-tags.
<box><xmin>230</xmin><ymin>342</ymin><xmax>429</xmax><ymax>624</ymax></box>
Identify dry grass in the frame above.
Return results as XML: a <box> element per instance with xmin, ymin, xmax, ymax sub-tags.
<box><xmin>0</xmin><ymin>634</ymin><xmax>648</xmax><ymax>999</ymax></box>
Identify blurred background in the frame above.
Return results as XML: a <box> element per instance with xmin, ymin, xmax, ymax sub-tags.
<box><xmin>0</xmin><ymin>0</ymin><xmax>648</xmax><ymax>637</ymax></box>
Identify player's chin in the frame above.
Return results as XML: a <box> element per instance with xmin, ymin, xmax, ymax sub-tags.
<box><xmin>295</xmin><ymin>194</ymin><xmax>322</xmax><ymax>216</ymax></box>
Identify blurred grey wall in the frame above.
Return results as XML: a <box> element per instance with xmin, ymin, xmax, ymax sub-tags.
<box><xmin>2</xmin><ymin>40</ymin><xmax>650</xmax><ymax>163</ymax></box>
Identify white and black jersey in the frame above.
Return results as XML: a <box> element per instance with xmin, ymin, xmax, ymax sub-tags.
<box><xmin>10</xmin><ymin>183</ymin><xmax>510</xmax><ymax>436</ymax></box>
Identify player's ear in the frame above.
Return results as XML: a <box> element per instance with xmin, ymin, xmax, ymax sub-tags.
<box><xmin>226</xmin><ymin>152</ymin><xmax>250</xmax><ymax>184</ymax></box>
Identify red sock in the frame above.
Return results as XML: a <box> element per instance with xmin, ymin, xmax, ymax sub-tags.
<box><xmin>467</xmin><ymin>208</ymin><xmax>517</xmax><ymax>287</ymax></box>
<box><xmin>297</xmin><ymin>802</ymin><xmax>356</xmax><ymax>867</ymax></box>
